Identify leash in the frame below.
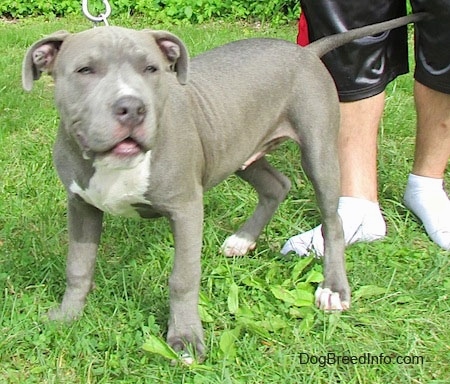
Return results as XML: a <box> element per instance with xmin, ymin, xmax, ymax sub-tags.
<box><xmin>82</xmin><ymin>0</ymin><xmax>112</xmax><ymax>26</ymax></box>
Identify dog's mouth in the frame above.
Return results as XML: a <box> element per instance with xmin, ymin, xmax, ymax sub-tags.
<box><xmin>90</xmin><ymin>137</ymin><xmax>148</xmax><ymax>170</ymax></box>
<box><xmin>109</xmin><ymin>138</ymin><xmax>143</xmax><ymax>157</ymax></box>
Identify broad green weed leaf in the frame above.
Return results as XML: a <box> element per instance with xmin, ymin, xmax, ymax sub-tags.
<box><xmin>291</xmin><ymin>256</ymin><xmax>314</xmax><ymax>280</ymax></box>
<box><xmin>271</xmin><ymin>285</ymin><xmax>314</xmax><ymax>307</ymax></box>
<box><xmin>271</xmin><ymin>285</ymin><xmax>296</xmax><ymax>304</ymax></box>
<box><xmin>142</xmin><ymin>335</ymin><xmax>178</xmax><ymax>361</ymax></box>
<box><xmin>266</xmin><ymin>264</ymin><xmax>281</xmax><ymax>282</ymax></box>
<box><xmin>353</xmin><ymin>285</ymin><xmax>388</xmax><ymax>300</ymax></box>
<box><xmin>236</xmin><ymin>305</ymin><xmax>287</xmax><ymax>332</ymax></box>
<box><xmin>219</xmin><ymin>327</ymin><xmax>241</xmax><ymax>358</ymax></box>
<box><xmin>292</xmin><ymin>286</ymin><xmax>314</xmax><ymax>307</ymax></box>
<box><xmin>295</xmin><ymin>282</ymin><xmax>313</xmax><ymax>291</ymax></box>
<box><xmin>199</xmin><ymin>292</ymin><xmax>212</xmax><ymax>306</ymax></box>
<box><xmin>236</xmin><ymin>305</ymin><xmax>256</xmax><ymax>318</ymax></box>
<box><xmin>236</xmin><ymin>314</ymin><xmax>271</xmax><ymax>338</ymax></box>
<box><xmin>289</xmin><ymin>306</ymin><xmax>314</xmax><ymax>319</ymax></box>
<box><xmin>198</xmin><ymin>304</ymin><xmax>214</xmax><ymax>323</ymax></box>
<box><xmin>212</xmin><ymin>265</ymin><xmax>229</xmax><ymax>276</ymax></box>
<box><xmin>184</xmin><ymin>6</ymin><xmax>193</xmax><ymax>19</ymax></box>
<box><xmin>259</xmin><ymin>316</ymin><xmax>289</xmax><ymax>331</ymax></box>
<box><xmin>198</xmin><ymin>292</ymin><xmax>214</xmax><ymax>322</ymax></box>
<box><xmin>241</xmin><ymin>275</ymin><xmax>266</xmax><ymax>290</ymax></box>
<box><xmin>304</xmin><ymin>270</ymin><xmax>323</xmax><ymax>283</ymax></box>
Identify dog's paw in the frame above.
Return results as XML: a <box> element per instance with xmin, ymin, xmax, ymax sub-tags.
<box><xmin>47</xmin><ymin>304</ymin><xmax>83</xmax><ymax>322</ymax></box>
<box><xmin>167</xmin><ymin>315</ymin><xmax>205</xmax><ymax>364</ymax></box>
<box><xmin>315</xmin><ymin>286</ymin><xmax>350</xmax><ymax>311</ymax></box>
<box><xmin>221</xmin><ymin>234</ymin><xmax>256</xmax><ymax>257</ymax></box>
<box><xmin>167</xmin><ymin>333</ymin><xmax>206</xmax><ymax>364</ymax></box>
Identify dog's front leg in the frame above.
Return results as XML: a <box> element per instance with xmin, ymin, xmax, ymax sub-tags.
<box><xmin>48</xmin><ymin>197</ymin><xmax>103</xmax><ymax>321</ymax></box>
<box><xmin>166</xmin><ymin>200</ymin><xmax>205</xmax><ymax>361</ymax></box>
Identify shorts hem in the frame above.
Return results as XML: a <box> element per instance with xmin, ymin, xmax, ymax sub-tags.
<box><xmin>338</xmin><ymin>85</ymin><xmax>386</xmax><ymax>102</ymax></box>
<box><xmin>337</xmin><ymin>70</ymin><xmax>406</xmax><ymax>102</ymax></box>
<box><xmin>414</xmin><ymin>71</ymin><xmax>450</xmax><ymax>95</ymax></box>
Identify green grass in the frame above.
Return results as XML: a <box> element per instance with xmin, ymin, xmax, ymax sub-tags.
<box><xmin>1</xmin><ymin>16</ymin><xmax>449</xmax><ymax>384</ymax></box>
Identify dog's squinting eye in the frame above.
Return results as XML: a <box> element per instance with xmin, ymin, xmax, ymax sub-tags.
<box><xmin>77</xmin><ymin>67</ymin><xmax>94</xmax><ymax>75</ymax></box>
<box><xmin>145</xmin><ymin>65</ymin><xmax>157</xmax><ymax>73</ymax></box>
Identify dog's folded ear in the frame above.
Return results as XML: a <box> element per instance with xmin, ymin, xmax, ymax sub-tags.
<box><xmin>22</xmin><ymin>30</ymin><xmax>71</xmax><ymax>91</ymax></box>
<box><xmin>145</xmin><ymin>30</ymin><xmax>189</xmax><ymax>85</ymax></box>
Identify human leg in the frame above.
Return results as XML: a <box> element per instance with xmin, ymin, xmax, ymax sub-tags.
<box><xmin>411</xmin><ymin>82</ymin><xmax>450</xmax><ymax>179</ymax></box>
<box><xmin>404</xmin><ymin>0</ymin><xmax>450</xmax><ymax>250</ymax></box>
<box><xmin>403</xmin><ymin>82</ymin><xmax>450</xmax><ymax>249</ymax></box>
<box><xmin>282</xmin><ymin>94</ymin><xmax>387</xmax><ymax>256</ymax></box>
<box><xmin>339</xmin><ymin>93</ymin><xmax>384</xmax><ymax>201</ymax></box>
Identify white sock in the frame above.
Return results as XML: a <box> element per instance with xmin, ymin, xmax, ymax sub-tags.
<box><xmin>404</xmin><ymin>174</ymin><xmax>450</xmax><ymax>250</ymax></box>
<box><xmin>281</xmin><ymin>196</ymin><xmax>386</xmax><ymax>257</ymax></box>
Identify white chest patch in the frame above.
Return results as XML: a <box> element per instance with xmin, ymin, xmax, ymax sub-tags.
<box><xmin>70</xmin><ymin>151</ymin><xmax>152</xmax><ymax>218</ymax></box>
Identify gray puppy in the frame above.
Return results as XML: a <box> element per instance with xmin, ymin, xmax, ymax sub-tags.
<box><xmin>22</xmin><ymin>13</ymin><xmax>427</xmax><ymax>361</ymax></box>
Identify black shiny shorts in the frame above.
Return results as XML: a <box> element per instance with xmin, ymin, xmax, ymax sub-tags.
<box><xmin>299</xmin><ymin>0</ymin><xmax>450</xmax><ymax>101</ymax></box>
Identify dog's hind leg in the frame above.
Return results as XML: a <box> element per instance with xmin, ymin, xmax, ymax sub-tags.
<box><xmin>298</xmin><ymin>127</ymin><xmax>350</xmax><ymax>310</ymax></box>
<box><xmin>221</xmin><ymin>157</ymin><xmax>291</xmax><ymax>256</ymax></box>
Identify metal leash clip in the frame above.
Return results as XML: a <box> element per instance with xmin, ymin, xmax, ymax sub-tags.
<box><xmin>82</xmin><ymin>0</ymin><xmax>112</xmax><ymax>26</ymax></box>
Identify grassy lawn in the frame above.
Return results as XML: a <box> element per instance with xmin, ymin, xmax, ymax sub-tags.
<box><xmin>1</xmin><ymin>15</ymin><xmax>449</xmax><ymax>384</ymax></box>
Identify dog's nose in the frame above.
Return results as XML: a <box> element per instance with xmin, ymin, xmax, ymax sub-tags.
<box><xmin>112</xmin><ymin>96</ymin><xmax>146</xmax><ymax>127</ymax></box>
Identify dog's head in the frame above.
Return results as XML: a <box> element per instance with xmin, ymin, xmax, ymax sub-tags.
<box><xmin>22</xmin><ymin>27</ymin><xmax>189</xmax><ymax>169</ymax></box>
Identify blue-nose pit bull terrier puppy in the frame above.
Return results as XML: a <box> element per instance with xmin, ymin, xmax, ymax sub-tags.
<box><xmin>22</xmin><ymin>13</ymin><xmax>427</xmax><ymax>362</ymax></box>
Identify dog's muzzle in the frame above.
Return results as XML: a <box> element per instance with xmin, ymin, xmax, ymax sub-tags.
<box><xmin>113</xmin><ymin>95</ymin><xmax>146</xmax><ymax>129</ymax></box>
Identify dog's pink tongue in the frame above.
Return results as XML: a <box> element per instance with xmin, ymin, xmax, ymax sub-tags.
<box><xmin>112</xmin><ymin>139</ymin><xmax>141</xmax><ymax>156</ymax></box>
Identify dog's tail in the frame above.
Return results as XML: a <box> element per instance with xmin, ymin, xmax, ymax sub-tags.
<box><xmin>306</xmin><ymin>12</ymin><xmax>432</xmax><ymax>58</ymax></box>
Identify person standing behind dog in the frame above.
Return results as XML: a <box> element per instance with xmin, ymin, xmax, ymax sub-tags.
<box><xmin>282</xmin><ymin>0</ymin><xmax>450</xmax><ymax>255</ymax></box>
